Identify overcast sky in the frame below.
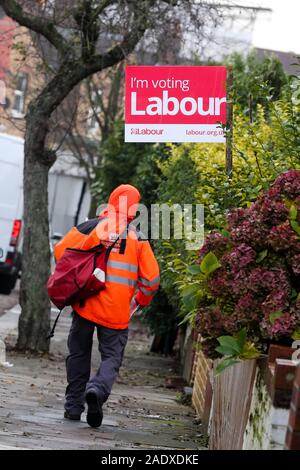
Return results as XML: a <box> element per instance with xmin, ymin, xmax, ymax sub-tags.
<box><xmin>237</xmin><ymin>0</ymin><xmax>300</xmax><ymax>53</ymax></box>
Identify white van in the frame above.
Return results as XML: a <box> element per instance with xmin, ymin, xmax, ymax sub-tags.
<box><xmin>0</xmin><ymin>133</ymin><xmax>23</xmax><ymax>294</ymax></box>
<box><xmin>0</xmin><ymin>132</ymin><xmax>91</xmax><ymax>295</ymax></box>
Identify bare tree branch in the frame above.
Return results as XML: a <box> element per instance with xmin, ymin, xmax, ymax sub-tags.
<box><xmin>86</xmin><ymin>78</ymin><xmax>105</xmax><ymax>134</ymax></box>
<box><xmin>83</xmin><ymin>0</ymin><xmax>155</xmax><ymax>71</ymax></box>
<box><xmin>104</xmin><ymin>61</ymin><xmax>124</xmax><ymax>137</ymax></box>
<box><xmin>0</xmin><ymin>0</ymin><xmax>69</xmax><ymax>54</ymax></box>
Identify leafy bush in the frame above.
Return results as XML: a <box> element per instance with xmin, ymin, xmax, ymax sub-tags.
<box><xmin>195</xmin><ymin>170</ymin><xmax>300</xmax><ymax>360</ymax></box>
<box><xmin>157</xmin><ymin>74</ymin><xmax>300</xmax><ymax>329</ymax></box>
<box><xmin>228</xmin><ymin>50</ymin><xmax>288</xmax><ymax>117</ymax></box>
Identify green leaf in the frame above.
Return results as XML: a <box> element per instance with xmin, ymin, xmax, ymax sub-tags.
<box><xmin>181</xmin><ymin>285</ymin><xmax>201</xmax><ymax>311</ymax></box>
<box><xmin>291</xmin><ymin>288</ymin><xmax>298</xmax><ymax>300</ymax></box>
<box><xmin>256</xmin><ymin>249</ymin><xmax>268</xmax><ymax>263</ymax></box>
<box><xmin>181</xmin><ymin>284</ymin><xmax>199</xmax><ymax>297</ymax></box>
<box><xmin>187</xmin><ymin>264</ymin><xmax>201</xmax><ymax>275</ymax></box>
<box><xmin>215</xmin><ymin>345</ymin><xmax>238</xmax><ymax>356</ymax></box>
<box><xmin>215</xmin><ymin>357</ymin><xmax>239</xmax><ymax>376</ymax></box>
<box><xmin>292</xmin><ymin>328</ymin><xmax>300</xmax><ymax>340</ymax></box>
<box><xmin>182</xmin><ymin>291</ymin><xmax>202</xmax><ymax>311</ymax></box>
<box><xmin>240</xmin><ymin>343</ymin><xmax>261</xmax><ymax>360</ymax></box>
<box><xmin>182</xmin><ymin>295</ymin><xmax>195</xmax><ymax>311</ymax></box>
<box><xmin>178</xmin><ymin>312</ymin><xmax>194</xmax><ymax>326</ymax></box>
<box><xmin>269</xmin><ymin>311</ymin><xmax>283</xmax><ymax>324</ymax></box>
<box><xmin>290</xmin><ymin>220</ymin><xmax>300</xmax><ymax>237</ymax></box>
<box><xmin>289</xmin><ymin>205</ymin><xmax>298</xmax><ymax>221</ymax></box>
<box><xmin>235</xmin><ymin>328</ymin><xmax>247</xmax><ymax>350</ymax></box>
<box><xmin>200</xmin><ymin>252</ymin><xmax>221</xmax><ymax>277</ymax></box>
<box><xmin>217</xmin><ymin>335</ymin><xmax>243</xmax><ymax>355</ymax></box>
<box><xmin>220</xmin><ymin>229</ymin><xmax>230</xmax><ymax>238</ymax></box>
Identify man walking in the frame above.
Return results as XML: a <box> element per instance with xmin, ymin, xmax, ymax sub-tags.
<box><xmin>54</xmin><ymin>184</ymin><xmax>160</xmax><ymax>427</ymax></box>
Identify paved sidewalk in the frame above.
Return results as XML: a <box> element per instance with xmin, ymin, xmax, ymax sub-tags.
<box><xmin>0</xmin><ymin>307</ymin><xmax>203</xmax><ymax>450</ymax></box>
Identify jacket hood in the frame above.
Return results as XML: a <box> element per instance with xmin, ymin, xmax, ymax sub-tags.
<box><xmin>100</xmin><ymin>184</ymin><xmax>140</xmax><ymax>221</ymax></box>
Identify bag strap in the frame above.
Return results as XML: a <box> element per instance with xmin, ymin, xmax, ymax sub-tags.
<box><xmin>119</xmin><ymin>224</ymin><xmax>129</xmax><ymax>255</ymax></box>
<box><xmin>104</xmin><ymin>233</ymin><xmax>122</xmax><ymax>262</ymax></box>
<box><xmin>91</xmin><ymin>221</ymin><xmax>130</xmax><ymax>257</ymax></box>
<box><xmin>104</xmin><ymin>223</ymin><xmax>130</xmax><ymax>262</ymax></box>
<box><xmin>47</xmin><ymin>309</ymin><xmax>63</xmax><ymax>340</ymax></box>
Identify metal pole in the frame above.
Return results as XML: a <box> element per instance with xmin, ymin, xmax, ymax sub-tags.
<box><xmin>226</xmin><ymin>67</ymin><xmax>233</xmax><ymax>179</ymax></box>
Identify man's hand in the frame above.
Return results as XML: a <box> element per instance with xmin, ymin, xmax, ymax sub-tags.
<box><xmin>130</xmin><ymin>298</ymin><xmax>141</xmax><ymax>317</ymax></box>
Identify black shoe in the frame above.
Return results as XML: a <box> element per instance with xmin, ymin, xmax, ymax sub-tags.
<box><xmin>64</xmin><ymin>410</ymin><xmax>81</xmax><ymax>421</ymax></box>
<box><xmin>85</xmin><ymin>390</ymin><xmax>103</xmax><ymax>428</ymax></box>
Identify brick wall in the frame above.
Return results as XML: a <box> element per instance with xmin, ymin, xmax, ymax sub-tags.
<box><xmin>0</xmin><ymin>13</ymin><xmax>101</xmax><ymax>141</ymax></box>
<box><xmin>285</xmin><ymin>364</ymin><xmax>300</xmax><ymax>450</ymax></box>
<box><xmin>192</xmin><ymin>334</ymin><xmax>212</xmax><ymax>418</ymax></box>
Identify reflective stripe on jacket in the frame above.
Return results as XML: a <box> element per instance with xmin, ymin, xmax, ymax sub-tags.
<box><xmin>136</xmin><ymin>241</ymin><xmax>160</xmax><ymax>306</ymax></box>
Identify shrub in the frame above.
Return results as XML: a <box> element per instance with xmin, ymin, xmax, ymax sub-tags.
<box><xmin>195</xmin><ymin>170</ymin><xmax>300</xmax><ymax>360</ymax></box>
<box><xmin>157</xmin><ymin>80</ymin><xmax>300</xmax><ymax>330</ymax></box>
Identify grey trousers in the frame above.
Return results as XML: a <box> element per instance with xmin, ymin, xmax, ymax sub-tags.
<box><xmin>65</xmin><ymin>311</ymin><xmax>128</xmax><ymax>415</ymax></box>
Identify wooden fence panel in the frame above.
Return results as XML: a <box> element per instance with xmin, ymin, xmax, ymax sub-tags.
<box><xmin>209</xmin><ymin>359</ymin><xmax>257</xmax><ymax>449</ymax></box>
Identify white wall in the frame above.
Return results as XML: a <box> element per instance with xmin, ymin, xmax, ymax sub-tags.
<box><xmin>242</xmin><ymin>369</ymin><xmax>289</xmax><ymax>450</ymax></box>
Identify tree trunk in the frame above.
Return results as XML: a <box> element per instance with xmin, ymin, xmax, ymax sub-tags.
<box><xmin>17</xmin><ymin>117</ymin><xmax>54</xmax><ymax>352</ymax></box>
<box><xmin>16</xmin><ymin>64</ymin><xmax>89</xmax><ymax>352</ymax></box>
<box><xmin>16</xmin><ymin>62</ymin><xmax>87</xmax><ymax>352</ymax></box>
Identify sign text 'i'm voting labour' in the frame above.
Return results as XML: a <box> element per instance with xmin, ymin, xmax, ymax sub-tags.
<box><xmin>125</xmin><ymin>66</ymin><xmax>227</xmax><ymax>143</ymax></box>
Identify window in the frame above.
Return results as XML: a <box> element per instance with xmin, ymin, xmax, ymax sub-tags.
<box><xmin>12</xmin><ymin>72</ymin><xmax>28</xmax><ymax>117</ymax></box>
<box><xmin>44</xmin><ymin>0</ymin><xmax>55</xmax><ymax>15</ymax></box>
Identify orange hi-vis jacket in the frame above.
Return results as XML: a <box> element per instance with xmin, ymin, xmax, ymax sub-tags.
<box><xmin>54</xmin><ymin>185</ymin><xmax>160</xmax><ymax>330</ymax></box>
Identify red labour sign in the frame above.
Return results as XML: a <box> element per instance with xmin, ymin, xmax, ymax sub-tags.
<box><xmin>125</xmin><ymin>65</ymin><xmax>227</xmax><ymax>143</ymax></box>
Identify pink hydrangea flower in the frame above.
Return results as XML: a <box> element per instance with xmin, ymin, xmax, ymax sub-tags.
<box><xmin>196</xmin><ymin>170</ymin><xmax>300</xmax><ymax>358</ymax></box>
